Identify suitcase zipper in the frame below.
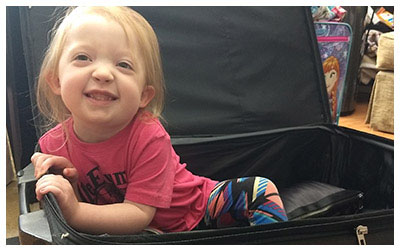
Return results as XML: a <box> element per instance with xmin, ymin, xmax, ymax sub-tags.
<box><xmin>356</xmin><ymin>225</ymin><xmax>368</xmax><ymax>245</ymax></box>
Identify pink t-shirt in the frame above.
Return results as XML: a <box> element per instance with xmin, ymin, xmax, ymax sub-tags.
<box><xmin>38</xmin><ymin>114</ymin><xmax>218</xmax><ymax>232</ymax></box>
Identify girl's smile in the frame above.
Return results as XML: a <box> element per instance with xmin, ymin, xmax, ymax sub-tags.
<box><xmin>84</xmin><ymin>89</ymin><xmax>119</xmax><ymax>105</ymax></box>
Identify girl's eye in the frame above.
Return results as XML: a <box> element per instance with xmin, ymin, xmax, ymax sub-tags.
<box><xmin>74</xmin><ymin>54</ymin><xmax>90</xmax><ymax>61</ymax></box>
<box><xmin>118</xmin><ymin>62</ymin><xmax>133</xmax><ymax>70</ymax></box>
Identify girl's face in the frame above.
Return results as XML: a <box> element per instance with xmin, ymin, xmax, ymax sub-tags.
<box><xmin>48</xmin><ymin>14</ymin><xmax>154</xmax><ymax>142</ymax></box>
<box><xmin>324</xmin><ymin>69</ymin><xmax>338</xmax><ymax>94</ymax></box>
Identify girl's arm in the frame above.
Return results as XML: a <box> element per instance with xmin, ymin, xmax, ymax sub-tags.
<box><xmin>36</xmin><ymin>174</ymin><xmax>156</xmax><ymax>235</ymax></box>
<box><xmin>70</xmin><ymin>200</ymin><xmax>156</xmax><ymax>235</ymax></box>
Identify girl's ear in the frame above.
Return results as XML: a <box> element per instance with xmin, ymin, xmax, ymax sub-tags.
<box><xmin>45</xmin><ymin>73</ymin><xmax>61</xmax><ymax>95</ymax></box>
<box><xmin>139</xmin><ymin>85</ymin><xmax>155</xmax><ymax>108</ymax></box>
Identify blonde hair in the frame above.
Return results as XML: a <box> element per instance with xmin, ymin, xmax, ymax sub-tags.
<box><xmin>36</xmin><ymin>6</ymin><xmax>165</xmax><ymax>130</ymax></box>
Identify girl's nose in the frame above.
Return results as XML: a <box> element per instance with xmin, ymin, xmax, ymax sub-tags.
<box><xmin>92</xmin><ymin>64</ymin><xmax>114</xmax><ymax>83</ymax></box>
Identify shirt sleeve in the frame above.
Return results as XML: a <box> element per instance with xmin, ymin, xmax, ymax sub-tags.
<box><xmin>124</xmin><ymin>122</ymin><xmax>176</xmax><ymax>208</ymax></box>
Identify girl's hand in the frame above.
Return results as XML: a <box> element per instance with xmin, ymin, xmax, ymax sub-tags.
<box><xmin>31</xmin><ymin>152</ymin><xmax>79</xmax><ymax>185</ymax></box>
<box><xmin>36</xmin><ymin>174</ymin><xmax>80</xmax><ymax>224</ymax></box>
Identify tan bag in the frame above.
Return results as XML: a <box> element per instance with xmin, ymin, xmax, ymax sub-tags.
<box><xmin>366</xmin><ymin>71</ymin><xmax>394</xmax><ymax>133</ymax></box>
<box><xmin>376</xmin><ymin>32</ymin><xmax>394</xmax><ymax>70</ymax></box>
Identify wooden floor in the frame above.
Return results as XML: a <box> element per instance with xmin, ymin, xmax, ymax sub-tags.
<box><xmin>5</xmin><ymin>100</ymin><xmax>394</xmax><ymax>243</ymax></box>
<box><xmin>6</xmin><ymin>179</ymin><xmax>19</xmax><ymax>240</ymax></box>
<box><xmin>338</xmin><ymin>101</ymin><xmax>394</xmax><ymax>140</ymax></box>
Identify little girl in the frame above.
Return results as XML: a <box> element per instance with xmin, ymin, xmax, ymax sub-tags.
<box><xmin>32</xmin><ymin>6</ymin><xmax>287</xmax><ymax>235</ymax></box>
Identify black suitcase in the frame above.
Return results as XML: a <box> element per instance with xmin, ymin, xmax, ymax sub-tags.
<box><xmin>14</xmin><ymin>6</ymin><xmax>393</xmax><ymax>245</ymax></box>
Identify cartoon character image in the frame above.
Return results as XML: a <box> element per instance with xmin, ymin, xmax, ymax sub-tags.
<box><xmin>323</xmin><ymin>56</ymin><xmax>340</xmax><ymax>122</ymax></box>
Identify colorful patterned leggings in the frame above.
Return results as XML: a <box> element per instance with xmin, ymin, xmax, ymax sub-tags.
<box><xmin>203</xmin><ymin>177</ymin><xmax>288</xmax><ymax>228</ymax></box>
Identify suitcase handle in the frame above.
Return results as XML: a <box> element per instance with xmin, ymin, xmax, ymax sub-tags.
<box><xmin>18</xmin><ymin>163</ymin><xmax>38</xmax><ymax>214</ymax></box>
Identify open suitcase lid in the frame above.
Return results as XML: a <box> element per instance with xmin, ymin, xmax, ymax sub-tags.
<box><xmin>134</xmin><ymin>6</ymin><xmax>332</xmax><ymax>136</ymax></box>
<box><xmin>20</xmin><ymin>6</ymin><xmax>331</xmax><ymax>138</ymax></box>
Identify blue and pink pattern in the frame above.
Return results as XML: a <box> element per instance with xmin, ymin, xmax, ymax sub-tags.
<box><xmin>204</xmin><ymin>177</ymin><xmax>287</xmax><ymax>228</ymax></box>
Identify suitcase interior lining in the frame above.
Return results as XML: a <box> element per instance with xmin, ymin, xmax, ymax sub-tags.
<box><xmin>176</xmin><ymin>125</ymin><xmax>393</xmax><ymax>213</ymax></box>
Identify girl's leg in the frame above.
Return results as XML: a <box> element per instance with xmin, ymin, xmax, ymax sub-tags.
<box><xmin>204</xmin><ymin>177</ymin><xmax>287</xmax><ymax>228</ymax></box>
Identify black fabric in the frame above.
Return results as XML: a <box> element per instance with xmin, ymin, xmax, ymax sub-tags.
<box><xmin>174</xmin><ymin>125</ymin><xmax>394</xmax><ymax>210</ymax></box>
<box><xmin>340</xmin><ymin>6</ymin><xmax>368</xmax><ymax>114</ymax></box>
<box><xmin>42</xmin><ymin>124</ymin><xmax>394</xmax><ymax>244</ymax></box>
<box><xmin>44</xmin><ymin>188</ymin><xmax>394</xmax><ymax>244</ymax></box>
<box><xmin>16</xmin><ymin>6</ymin><xmax>331</xmax><ymax>137</ymax></box>
<box><xmin>173</xmin><ymin>125</ymin><xmax>394</xmax><ymax>209</ymax></box>
<box><xmin>134</xmin><ymin>6</ymin><xmax>331</xmax><ymax>135</ymax></box>
<box><xmin>280</xmin><ymin>181</ymin><xmax>363</xmax><ymax>220</ymax></box>
<box><xmin>6</xmin><ymin>7</ymin><xmax>38</xmax><ymax>172</ymax></box>
<box><xmin>44</xmin><ymin>190</ymin><xmax>394</xmax><ymax>245</ymax></box>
